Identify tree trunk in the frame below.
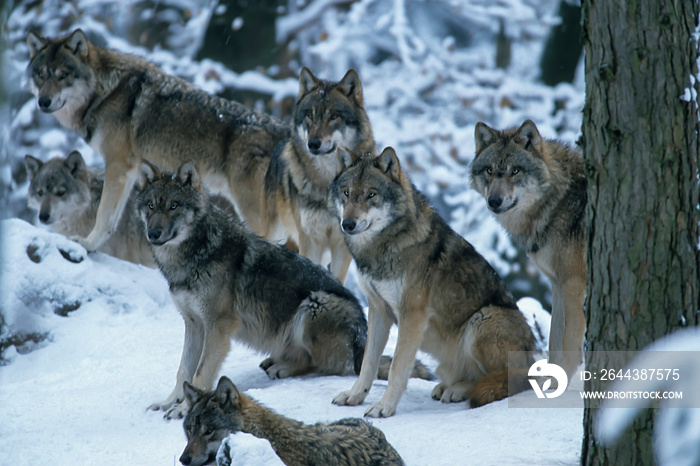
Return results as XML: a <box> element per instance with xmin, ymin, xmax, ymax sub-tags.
<box><xmin>539</xmin><ymin>1</ymin><xmax>583</xmax><ymax>86</ymax></box>
<box><xmin>581</xmin><ymin>0</ymin><xmax>700</xmax><ymax>464</ymax></box>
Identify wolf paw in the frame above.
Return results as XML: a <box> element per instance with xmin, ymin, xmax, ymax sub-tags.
<box><xmin>163</xmin><ymin>401</ymin><xmax>190</xmax><ymax>420</ymax></box>
<box><xmin>259</xmin><ymin>358</ymin><xmax>275</xmax><ymax>371</ymax></box>
<box><xmin>262</xmin><ymin>362</ymin><xmax>293</xmax><ymax>379</ymax></box>
<box><xmin>332</xmin><ymin>390</ymin><xmax>367</xmax><ymax>406</ymax></box>
<box><xmin>364</xmin><ymin>401</ymin><xmax>396</xmax><ymax>418</ymax></box>
<box><xmin>431</xmin><ymin>381</ymin><xmax>472</xmax><ymax>403</ymax></box>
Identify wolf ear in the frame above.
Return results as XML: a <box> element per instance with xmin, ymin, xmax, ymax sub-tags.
<box><xmin>25</xmin><ymin>155</ymin><xmax>43</xmax><ymax>181</ymax></box>
<box><xmin>517</xmin><ymin>120</ymin><xmax>543</xmax><ymax>155</ymax></box>
<box><xmin>376</xmin><ymin>147</ymin><xmax>401</xmax><ymax>181</ymax></box>
<box><xmin>215</xmin><ymin>376</ymin><xmax>240</xmax><ymax>408</ymax></box>
<box><xmin>183</xmin><ymin>381</ymin><xmax>205</xmax><ymax>406</ymax></box>
<box><xmin>336</xmin><ymin>147</ymin><xmax>360</xmax><ymax>174</ymax></box>
<box><xmin>64</xmin><ymin>151</ymin><xmax>86</xmax><ymax>176</ymax></box>
<box><xmin>474</xmin><ymin>122</ymin><xmax>498</xmax><ymax>156</ymax></box>
<box><xmin>26</xmin><ymin>32</ymin><xmax>46</xmax><ymax>59</ymax></box>
<box><xmin>139</xmin><ymin>159</ymin><xmax>161</xmax><ymax>189</ymax></box>
<box><xmin>65</xmin><ymin>29</ymin><xmax>89</xmax><ymax>59</ymax></box>
<box><xmin>337</xmin><ymin>69</ymin><xmax>363</xmax><ymax>107</ymax></box>
<box><xmin>299</xmin><ymin>67</ymin><xmax>319</xmax><ymax>99</ymax></box>
<box><xmin>175</xmin><ymin>161</ymin><xmax>201</xmax><ymax>190</ymax></box>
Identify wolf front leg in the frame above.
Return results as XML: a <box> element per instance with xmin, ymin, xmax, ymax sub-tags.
<box><xmin>149</xmin><ymin>312</ymin><xmax>204</xmax><ymax>417</ymax></box>
<box><xmin>333</xmin><ymin>290</ymin><xmax>393</xmax><ymax>407</ymax></box>
<box><xmin>77</xmin><ymin>143</ymin><xmax>139</xmax><ymax>251</ymax></box>
<box><xmin>548</xmin><ymin>277</ymin><xmax>585</xmax><ymax>381</ymax></box>
<box><xmin>365</xmin><ymin>293</ymin><xmax>429</xmax><ymax>418</ymax></box>
<box><xmin>329</xmin><ymin>237</ymin><xmax>353</xmax><ymax>284</ymax></box>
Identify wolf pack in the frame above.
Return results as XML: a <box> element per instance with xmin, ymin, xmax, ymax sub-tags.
<box><xmin>24</xmin><ymin>29</ymin><xmax>587</xmax><ymax>466</ymax></box>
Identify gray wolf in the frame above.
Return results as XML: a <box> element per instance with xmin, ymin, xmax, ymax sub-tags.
<box><xmin>330</xmin><ymin>147</ymin><xmax>536</xmax><ymax>417</ymax></box>
<box><xmin>26</xmin><ymin>29</ymin><xmax>288</xmax><ymax>253</ymax></box>
<box><xmin>137</xmin><ymin>159</ymin><xmax>368</xmax><ymax>420</ymax></box>
<box><xmin>469</xmin><ymin>120</ymin><xmax>586</xmax><ymax>380</ymax></box>
<box><xmin>181</xmin><ymin>376</ymin><xmax>404</xmax><ymax>466</ymax></box>
<box><xmin>260</xmin><ymin>67</ymin><xmax>376</xmax><ymax>283</ymax></box>
<box><xmin>25</xmin><ymin>150</ymin><xmax>155</xmax><ymax>267</ymax></box>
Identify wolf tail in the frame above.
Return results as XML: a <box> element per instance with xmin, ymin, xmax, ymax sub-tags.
<box><xmin>468</xmin><ymin>368</ymin><xmax>530</xmax><ymax>408</ymax></box>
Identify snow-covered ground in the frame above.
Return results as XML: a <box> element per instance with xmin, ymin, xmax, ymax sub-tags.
<box><xmin>0</xmin><ymin>219</ymin><xmax>582</xmax><ymax>465</ymax></box>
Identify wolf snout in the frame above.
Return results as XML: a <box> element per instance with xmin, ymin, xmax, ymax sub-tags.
<box><xmin>39</xmin><ymin>211</ymin><xmax>51</xmax><ymax>223</ymax></box>
<box><xmin>487</xmin><ymin>196</ymin><xmax>502</xmax><ymax>210</ymax></box>
<box><xmin>38</xmin><ymin>97</ymin><xmax>52</xmax><ymax>111</ymax></box>
<box><xmin>308</xmin><ymin>139</ymin><xmax>321</xmax><ymax>153</ymax></box>
<box><xmin>341</xmin><ymin>219</ymin><xmax>357</xmax><ymax>233</ymax></box>
<box><xmin>147</xmin><ymin>228</ymin><xmax>163</xmax><ymax>242</ymax></box>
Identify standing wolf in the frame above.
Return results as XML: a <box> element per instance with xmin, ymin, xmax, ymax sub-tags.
<box><xmin>180</xmin><ymin>376</ymin><xmax>404</xmax><ymax>466</ymax></box>
<box><xmin>137</xmin><ymin>160</ymin><xmax>368</xmax><ymax>419</ymax></box>
<box><xmin>25</xmin><ymin>151</ymin><xmax>155</xmax><ymax>267</ymax></box>
<box><xmin>260</xmin><ymin>67</ymin><xmax>376</xmax><ymax>283</ymax></box>
<box><xmin>469</xmin><ymin>120</ymin><xmax>586</xmax><ymax>380</ymax></box>
<box><xmin>26</xmin><ymin>29</ymin><xmax>288</xmax><ymax>252</ymax></box>
<box><xmin>330</xmin><ymin>147</ymin><xmax>535</xmax><ymax>417</ymax></box>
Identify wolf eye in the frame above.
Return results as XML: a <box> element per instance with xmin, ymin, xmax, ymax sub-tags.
<box><xmin>170</xmin><ymin>202</ymin><xmax>178</xmax><ymax>210</ymax></box>
<box><xmin>343</xmin><ymin>190</ymin><xmax>349</xmax><ymax>197</ymax></box>
<box><xmin>56</xmin><ymin>189</ymin><xmax>66</xmax><ymax>197</ymax></box>
<box><xmin>148</xmin><ymin>202</ymin><xmax>154</xmax><ymax>210</ymax></box>
<box><xmin>36</xmin><ymin>69</ymin><xmax>46</xmax><ymax>79</ymax></box>
<box><xmin>57</xmin><ymin>70</ymin><xmax>68</xmax><ymax>80</ymax></box>
<box><xmin>511</xmin><ymin>168</ymin><xmax>520</xmax><ymax>175</ymax></box>
<box><xmin>304</xmin><ymin>110</ymin><xmax>313</xmax><ymax>120</ymax></box>
<box><xmin>486</xmin><ymin>168</ymin><xmax>493</xmax><ymax>175</ymax></box>
<box><xmin>205</xmin><ymin>428</ymin><xmax>214</xmax><ymax>436</ymax></box>
<box><xmin>367</xmin><ymin>192</ymin><xmax>376</xmax><ymax>199</ymax></box>
<box><xmin>37</xmin><ymin>189</ymin><xmax>44</xmax><ymax>196</ymax></box>
<box><xmin>330</xmin><ymin>113</ymin><xmax>339</xmax><ymax>121</ymax></box>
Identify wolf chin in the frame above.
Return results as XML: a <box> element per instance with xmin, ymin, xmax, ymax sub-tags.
<box><xmin>469</xmin><ymin>119</ymin><xmax>587</xmax><ymax>380</ymax></box>
<box><xmin>330</xmin><ymin>147</ymin><xmax>536</xmax><ymax>418</ymax></box>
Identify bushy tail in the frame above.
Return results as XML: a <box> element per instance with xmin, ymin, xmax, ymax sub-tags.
<box><xmin>468</xmin><ymin>369</ymin><xmax>530</xmax><ymax>408</ymax></box>
<box><xmin>376</xmin><ymin>355</ymin><xmax>435</xmax><ymax>381</ymax></box>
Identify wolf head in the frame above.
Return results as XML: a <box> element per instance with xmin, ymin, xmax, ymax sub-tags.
<box><xmin>180</xmin><ymin>377</ymin><xmax>244</xmax><ymax>466</ymax></box>
<box><xmin>137</xmin><ymin>160</ymin><xmax>207</xmax><ymax>247</ymax></box>
<box><xmin>25</xmin><ymin>151</ymin><xmax>92</xmax><ymax>226</ymax></box>
<box><xmin>469</xmin><ymin>120</ymin><xmax>551</xmax><ymax>216</ymax></box>
<box><xmin>293</xmin><ymin>67</ymin><xmax>372</xmax><ymax>159</ymax></box>
<box><xmin>330</xmin><ymin>147</ymin><xmax>413</xmax><ymax>246</ymax></box>
<box><xmin>26</xmin><ymin>29</ymin><xmax>96</xmax><ymax>128</ymax></box>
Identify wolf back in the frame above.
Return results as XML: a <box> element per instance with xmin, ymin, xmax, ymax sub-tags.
<box><xmin>26</xmin><ymin>29</ymin><xmax>289</xmax><ymax>253</ymax></box>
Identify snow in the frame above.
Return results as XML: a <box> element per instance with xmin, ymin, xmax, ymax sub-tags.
<box><xmin>0</xmin><ymin>219</ymin><xmax>580</xmax><ymax>465</ymax></box>
<box><xmin>595</xmin><ymin>327</ymin><xmax>700</xmax><ymax>466</ymax></box>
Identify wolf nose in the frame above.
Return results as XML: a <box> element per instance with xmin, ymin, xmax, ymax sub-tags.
<box><xmin>341</xmin><ymin>219</ymin><xmax>356</xmax><ymax>233</ymax></box>
<box><xmin>179</xmin><ymin>453</ymin><xmax>191</xmax><ymax>465</ymax></box>
<box><xmin>39</xmin><ymin>211</ymin><xmax>50</xmax><ymax>223</ymax></box>
<box><xmin>38</xmin><ymin>97</ymin><xmax>52</xmax><ymax>110</ymax></box>
<box><xmin>308</xmin><ymin>139</ymin><xmax>321</xmax><ymax>152</ymax></box>
<box><xmin>147</xmin><ymin>228</ymin><xmax>163</xmax><ymax>242</ymax></box>
<box><xmin>488</xmin><ymin>196</ymin><xmax>502</xmax><ymax>209</ymax></box>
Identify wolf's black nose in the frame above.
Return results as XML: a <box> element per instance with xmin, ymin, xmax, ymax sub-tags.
<box><xmin>39</xmin><ymin>211</ymin><xmax>50</xmax><ymax>223</ymax></box>
<box><xmin>308</xmin><ymin>139</ymin><xmax>321</xmax><ymax>152</ymax></box>
<box><xmin>179</xmin><ymin>453</ymin><xmax>191</xmax><ymax>465</ymax></box>
<box><xmin>38</xmin><ymin>97</ymin><xmax>52</xmax><ymax>109</ymax></box>
<box><xmin>147</xmin><ymin>228</ymin><xmax>163</xmax><ymax>242</ymax></box>
<box><xmin>341</xmin><ymin>219</ymin><xmax>356</xmax><ymax>233</ymax></box>
<box><xmin>488</xmin><ymin>196</ymin><xmax>502</xmax><ymax>209</ymax></box>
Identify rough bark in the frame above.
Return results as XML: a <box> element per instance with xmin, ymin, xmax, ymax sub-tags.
<box><xmin>581</xmin><ymin>0</ymin><xmax>700</xmax><ymax>464</ymax></box>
